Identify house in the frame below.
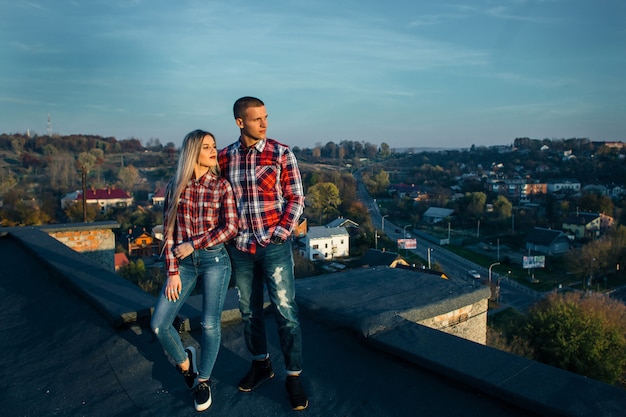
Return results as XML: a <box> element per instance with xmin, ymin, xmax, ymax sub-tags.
<box><xmin>325</xmin><ymin>217</ymin><xmax>359</xmax><ymax>229</ymax></box>
<box><xmin>61</xmin><ymin>188</ymin><xmax>133</xmax><ymax>213</ymax></box>
<box><xmin>523</xmin><ymin>227</ymin><xmax>570</xmax><ymax>255</ymax></box>
<box><xmin>422</xmin><ymin>207</ymin><xmax>454</xmax><ymax>223</ymax></box>
<box><xmin>521</xmin><ymin>182</ymin><xmax>547</xmax><ymax>201</ymax></box>
<box><xmin>304</xmin><ymin>226</ymin><xmax>350</xmax><ymax>261</ymax></box>
<box><xmin>125</xmin><ymin>226</ymin><xmax>161</xmax><ymax>258</ymax></box>
<box><xmin>546</xmin><ymin>180</ymin><xmax>581</xmax><ymax>196</ymax></box>
<box><xmin>609</xmin><ymin>186</ymin><xmax>625</xmax><ymax>199</ymax></box>
<box><xmin>562</xmin><ymin>212</ymin><xmax>614</xmax><ymax>240</ymax></box>
<box><xmin>353</xmin><ymin>249</ymin><xmax>409</xmax><ymax>268</ymax></box>
<box><xmin>150</xmin><ymin>187</ymin><xmax>166</xmax><ymax>206</ymax></box>
<box><xmin>388</xmin><ymin>183</ymin><xmax>426</xmax><ymax>200</ymax></box>
<box><xmin>114</xmin><ymin>252</ymin><xmax>130</xmax><ymax>271</ymax></box>
<box><xmin>293</xmin><ymin>218</ymin><xmax>308</xmax><ymax>239</ymax></box>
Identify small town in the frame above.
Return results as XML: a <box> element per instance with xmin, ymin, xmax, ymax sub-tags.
<box><xmin>2</xmin><ymin>132</ymin><xmax>626</xmax><ymax>416</ymax></box>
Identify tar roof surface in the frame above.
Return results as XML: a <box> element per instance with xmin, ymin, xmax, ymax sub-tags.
<box><xmin>0</xmin><ymin>234</ymin><xmax>537</xmax><ymax>417</ymax></box>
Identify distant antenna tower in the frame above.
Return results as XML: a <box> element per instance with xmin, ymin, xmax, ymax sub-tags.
<box><xmin>47</xmin><ymin>113</ymin><xmax>52</xmax><ymax>136</ymax></box>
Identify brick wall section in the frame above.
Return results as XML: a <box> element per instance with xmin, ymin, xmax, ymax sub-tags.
<box><xmin>417</xmin><ymin>299</ymin><xmax>488</xmax><ymax>344</ymax></box>
<box><xmin>41</xmin><ymin>221</ymin><xmax>120</xmax><ymax>272</ymax></box>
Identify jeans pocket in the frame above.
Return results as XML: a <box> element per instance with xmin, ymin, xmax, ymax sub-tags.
<box><xmin>203</xmin><ymin>243</ymin><xmax>224</xmax><ymax>252</ymax></box>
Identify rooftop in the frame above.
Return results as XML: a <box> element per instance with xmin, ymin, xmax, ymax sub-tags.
<box><xmin>2</xmin><ymin>226</ymin><xmax>625</xmax><ymax>417</ymax></box>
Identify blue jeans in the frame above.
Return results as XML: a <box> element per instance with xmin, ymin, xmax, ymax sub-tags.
<box><xmin>227</xmin><ymin>242</ymin><xmax>303</xmax><ymax>372</ymax></box>
<box><xmin>151</xmin><ymin>244</ymin><xmax>231</xmax><ymax>381</ymax></box>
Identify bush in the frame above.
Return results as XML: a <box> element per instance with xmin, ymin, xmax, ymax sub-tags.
<box><xmin>524</xmin><ymin>292</ymin><xmax>626</xmax><ymax>385</ymax></box>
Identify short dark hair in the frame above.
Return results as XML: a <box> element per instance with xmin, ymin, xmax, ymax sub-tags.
<box><xmin>233</xmin><ymin>96</ymin><xmax>265</xmax><ymax>119</ymax></box>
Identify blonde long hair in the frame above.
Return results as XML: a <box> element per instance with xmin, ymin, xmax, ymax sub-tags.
<box><xmin>163</xmin><ymin>129</ymin><xmax>219</xmax><ymax>242</ymax></box>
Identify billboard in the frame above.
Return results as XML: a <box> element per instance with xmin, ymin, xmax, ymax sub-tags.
<box><xmin>398</xmin><ymin>239</ymin><xmax>417</xmax><ymax>249</ymax></box>
<box><xmin>523</xmin><ymin>255</ymin><xmax>545</xmax><ymax>269</ymax></box>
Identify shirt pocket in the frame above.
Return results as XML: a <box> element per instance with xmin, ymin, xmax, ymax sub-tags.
<box><xmin>199</xmin><ymin>200</ymin><xmax>220</xmax><ymax>220</ymax></box>
<box><xmin>255</xmin><ymin>165</ymin><xmax>278</xmax><ymax>193</ymax></box>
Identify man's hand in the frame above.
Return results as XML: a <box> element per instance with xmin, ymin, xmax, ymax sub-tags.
<box><xmin>271</xmin><ymin>235</ymin><xmax>285</xmax><ymax>245</ymax></box>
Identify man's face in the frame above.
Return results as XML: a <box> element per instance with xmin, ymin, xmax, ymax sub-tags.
<box><xmin>237</xmin><ymin>105</ymin><xmax>268</xmax><ymax>144</ymax></box>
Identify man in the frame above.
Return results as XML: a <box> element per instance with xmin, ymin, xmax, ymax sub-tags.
<box><xmin>218</xmin><ymin>96</ymin><xmax>308</xmax><ymax>411</ymax></box>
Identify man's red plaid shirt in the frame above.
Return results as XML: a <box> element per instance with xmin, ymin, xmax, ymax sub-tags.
<box><xmin>218</xmin><ymin>137</ymin><xmax>305</xmax><ymax>253</ymax></box>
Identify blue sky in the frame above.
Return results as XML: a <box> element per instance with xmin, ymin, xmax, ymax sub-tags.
<box><xmin>1</xmin><ymin>0</ymin><xmax>625</xmax><ymax>150</ymax></box>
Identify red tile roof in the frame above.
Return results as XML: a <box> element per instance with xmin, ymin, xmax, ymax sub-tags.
<box><xmin>80</xmin><ymin>188</ymin><xmax>131</xmax><ymax>200</ymax></box>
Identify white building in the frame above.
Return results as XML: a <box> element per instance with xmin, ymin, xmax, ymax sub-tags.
<box><xmin>61</xmin><ymin>188</ymin><xmax>133</xmax><ymax>213</ymax></box>
<box><xmin>305</xmin><ymin>226</ymin><xmax>350</xmax><ymax>261</ymax></box>
<box><xmin>546</xmin><ymin>180</ymin><xmax>581</xmax><ymax>195</ymax></box>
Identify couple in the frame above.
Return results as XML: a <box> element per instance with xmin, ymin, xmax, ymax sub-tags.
<box><xmin>150</xmin><ymin>97</ymin><xmax>308</xmax><ymax>412</ymax></box>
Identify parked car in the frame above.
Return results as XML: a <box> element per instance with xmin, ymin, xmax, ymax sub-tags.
<box><xmin>467</xmin><ymin>270</ymin><xmax>481</xmax><ymax>279</ymax></box>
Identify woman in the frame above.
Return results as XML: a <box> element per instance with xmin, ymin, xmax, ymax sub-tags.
<box><xmin>150</xmin><ymin>129</ymin><xmax>237</xmax><ymax>412</ymax></box>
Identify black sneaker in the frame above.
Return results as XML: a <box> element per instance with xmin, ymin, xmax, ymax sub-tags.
<box><xmin>238</xmin><ymin>358</ymin><xmax>275</xmax><ymax>392</ymax></box>
<box><xmin>194</xmin><ymin>380</ymin><xmax>212</xmax><ymax>412</ymax></box>
<box><xmin>286</xmin><ymin>375</ymin><xmax>309</xmax><ymax>411</ymax></box>
<box><xmin>177</xmin><ymin>346</ymin><xmax>198</xmax><ymax>389</ymax></box>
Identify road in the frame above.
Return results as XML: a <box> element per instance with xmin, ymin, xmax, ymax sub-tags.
<box><xmin>355</xmin><ymin>169</ymin><xmax>543</xmax><ymax>312</ymax></box>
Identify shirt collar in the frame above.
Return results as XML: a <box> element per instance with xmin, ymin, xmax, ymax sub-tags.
<box><xmin>193</xmin><ymin>170</ymin><xmax>217</xmax><ymax>187</ymax></box>
<box><xmin>238</xmin><ymin>136</ymin><xmax>266</xmax><ymax>152</ymax></box>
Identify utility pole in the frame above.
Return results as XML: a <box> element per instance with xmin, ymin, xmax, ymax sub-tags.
<box><xmin>81</xmin><ymin>166</ymin><xmax>87</xmax><ymax>222</ymax></box>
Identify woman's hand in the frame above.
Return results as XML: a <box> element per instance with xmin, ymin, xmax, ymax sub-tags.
<box><xmin>173</xmin><ymin>242</ymin><xmax>194</xmax><ymax>259</ymax></box>
<box><xmin>165</xmin><ymin>274</ymin><xmax>182</xmax><ymax>302</ymax></box>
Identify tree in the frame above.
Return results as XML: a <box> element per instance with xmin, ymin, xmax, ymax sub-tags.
<box><xmin>379</xmin><ymin>142</ymin><xmax>391</xmax><ymax>158</ymax></box>
<box><xmin>373</xmin><ymin>169</ymin><xmax>390</xmax><ymax>195</ymax></box>
<box><xmin>118</xmin><ymin>165</ymin><xmax>140</xmax><ymax>192</ymax></box>
<box><xmin>77</xmin><ymin>151</ymin><xmax>97</xmax><ymax>173</ymax></box>
<box><xmin>523</xmin><ymin>292</ymin><xmax>626</xmax><ymax>385</ymax></box>
<box><xmin>47</xmin><ymin>153</ymin><xmax>78</xmax><ymax>191</ymax></box>
<box><xmin>465</xmin><ymin>192</ymin><xmax>487</xmax><ymax>219</ymax></box>
<box><xmin>565</xmin><ymin>226</ymin><xmax>626</xmax><ymax>287</ymax></box>
<box><xmin>345</xmin><ymin>201</ymin><xmax>372</xmax><ymax>227</ymax></box>
<box><xmin>64</xmin><ymin>201</ymin><xmax>98</xmax><ymax>223</ymax></box>
<box><xmin>364</xmin><ymin>142</ymin><xmax>378</xmax><ymax>159</ymax></box>
<box><xmin>493</xmin><ymin>195</ymin><xmax>513</xmax><ymax>220</ymax></box>
<box><xmin>579</xmin><ymin>193</ymin><xmax>614</xmax><ymax>216</ymax></box>
<box><xmin>118</xmin><ymin>259</ymin><xmax>147</xmax><ymax>286</ymax></box>
<box><xmin>0</xmin><ymin>168</ymin><xmax>17</xmax><ymax>195</ymax></box>
<box><xmin>307</xmin><ymin>182</ymin><xmax>341</xmax><ymax>224</ymax></box>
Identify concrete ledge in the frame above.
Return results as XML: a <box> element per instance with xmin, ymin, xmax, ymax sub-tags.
<box><xmin>295</xmin><ymin>266</ymin><xmax>490</xmax><ymax>337</ymax></box>
<box><xmin>5</xmin><ymin>227</ymin><xmax>156</xmax><ymax>327</ymax></box>
<box><xmin>369</xmin><ymin>319</ymin><xmax>626</xmax><ymax>417</ymax></box>
<box><xmin>4</xmin><ymin>226</ymin><xmax>245</xmax><ymax>330</ymax></box>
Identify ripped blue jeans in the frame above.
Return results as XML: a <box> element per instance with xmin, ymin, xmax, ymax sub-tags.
<box><xmin>227</xmin><ymin>242</ymin><xmax>303</xmax><ymax>372</ymax></box>
<box><xmin>151</xmin><ymin>244</ymin><xmax>231</xmax><ymax>381</ymax></box>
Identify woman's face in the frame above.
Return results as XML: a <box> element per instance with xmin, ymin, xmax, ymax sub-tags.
<box><xmin>196</xmin><ymin>134</ymin><xmax>217</xmax><ymax>170</ymax></box>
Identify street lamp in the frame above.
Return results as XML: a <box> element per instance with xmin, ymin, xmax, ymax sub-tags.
<box><xmin>403</xmin><ymin>224</ymin><xmax>410</xmax><ymax>238</ymax></box>
<box><xmin>489</xmin><ymin>262</ymin><xmax>501</xmax><ymax>287</ymax></box>
<box><xmin>428</xmin><ymin>247</ymin><xmax>433</xmax><ymax>269</ymax></box>
<box><xmin>382</xmin><ymin>215</ymin><xmax>389</xmax><ymax>232</ymax></box>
